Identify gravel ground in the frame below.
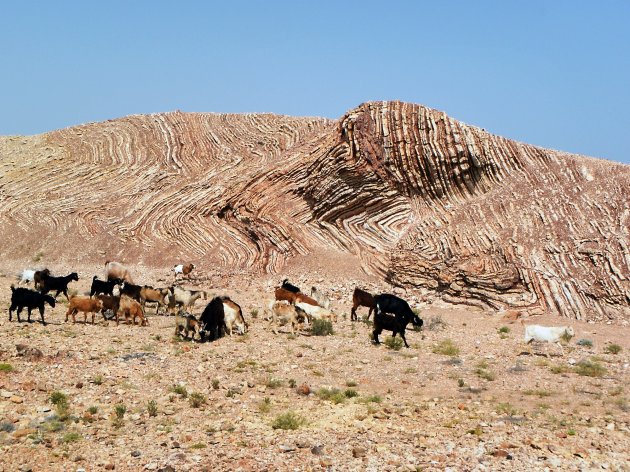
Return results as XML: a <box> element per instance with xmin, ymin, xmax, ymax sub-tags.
<box><xmin>0</xmin><ymin>266</ymin><xmax>628</xmax><ymax>471</ymax></box>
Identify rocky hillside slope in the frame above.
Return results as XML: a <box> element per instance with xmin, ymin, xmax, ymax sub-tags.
<box><xmin>0</xmin><ymin>101</ymin><xmax>628</xmax><ymax>321</ymax></box>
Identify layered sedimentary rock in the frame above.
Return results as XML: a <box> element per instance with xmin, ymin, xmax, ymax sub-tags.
<box><xmin>0</xmin><ymin>102</ymin><xmax>628</xmax><ymax>320</ymax></box>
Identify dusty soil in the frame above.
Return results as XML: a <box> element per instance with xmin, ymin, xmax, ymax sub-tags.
<box><xmin>0</xmin><ymin>264</ymin><xmax>628</xmax><ymax>471</ymax></box>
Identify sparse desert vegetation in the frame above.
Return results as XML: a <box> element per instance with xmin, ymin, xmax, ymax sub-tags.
<box><xmin>0</xmin><ymin>272</ymin><xmax>627</xmax><ymax>470</ymax></box>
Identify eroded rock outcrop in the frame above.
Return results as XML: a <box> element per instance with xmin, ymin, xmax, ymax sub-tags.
<box><xmin>0</xmin><ymin>102</ymin><xmax>628</xmax><ymax>321</ymax></box>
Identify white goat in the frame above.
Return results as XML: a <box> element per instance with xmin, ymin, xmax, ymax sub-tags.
<box><xmin>310</xmin><ymin>286</ymin><xmax>331</xmax><ymax>310</ymax></box>
<box><xmin>20</xmin><ymin>269</ymin><xmax>36</xmax><ymax>285</ymax></box>
<box><xmin>296</xmin><ymin>302</ymin><xmax>337</xmax><ymax>323</ymax></box>
<box><xmin>524</xmin><ymin>325</ymin><xmax>575</xmax><ymax>356</ymax></box>
<box><xmin>222</xmin><ymin>297</ymin><xmax>247</xmax><ymax>335</ymax></box>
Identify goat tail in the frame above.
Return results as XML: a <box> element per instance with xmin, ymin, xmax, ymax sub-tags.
<box><xmin>10</xmin><ymin>284</ymin><xmax>15</xmax><ymax>292</ymax></box>
<box><xmin>203</xmin><ymin>291</ymin><xmax>208</xmax><ymax>300</ymax></box>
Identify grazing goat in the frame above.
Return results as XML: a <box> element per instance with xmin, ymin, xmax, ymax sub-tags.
<box><xmin>65</xmin><ymin>295</ymin><xmax>104</xmax><ymax>324</ymax></box>
<box><xmin>96</xmin><ymin>294</ymin><xmax>120</xmax><ymax>320</ymax></box>
<box><xmin>221</xmin><ymin>296</ymin><xmax>247</xmax><ymax>335</ymax></box>
<box><xmin>173</xmin><ymin>263</ymin><xmax>195</xmax><ymax>279</ymax></box>
<box><xmin>19</xmin><ymin>269</ymin><xmax>36</xmax><ymax>285</ymax></box>
<box><xmin>310</xmin><ymin>286</ymin><xmax>331</xmax><ymax>310</ymax></box>
<box><xmin>105</xmin><ymin>261</ymin><xmax>134</xmax><ymax>284</ymax></box>
<box><xmin>267</xmin><ymin>300</ymin><xmax>309</xmax><ymax>334</ymax></box>
<box><xmin>351</xmin><ymin>287</ymin><xmax>375</xmax><ymax>321</ymax></box>
<box><xmin>139</xmin><ymin>286</ymin><xmax>169</xmax><ymax>313</ymax></box>
<box><xmin>199</xmin><ymin>297</ymin><xmax>225</xmax><ymax>342</ymax></box>
<box><xmin>168</xmin><ymin>286</ymin><xmax>207</xmax><ymax>311</ymax></box>
<box><xmin>524</xmin><ymin>325</ymin><xmax>575</xmax><ymax>356</ymax></box>
<box><xmin>295</xmin><ymin>302</ymin><xmax>335</xmax><ymax>323</ymax></box>
<box><xmin>374</xmin><ymin>293</ymin><xmax>417</xmax><ymax>320</ymax></box>
<box><xmin>274</xmin><ymin>287</ymin><xmax>319</xmax><ymax>307</ymax></box>
<box><xmin>40</xmin><ymin>272</ymin><xmax>79</xmax><ymax>300</ymax></box>
<box><xmin>372</xmin><ymin>311</ymin><xmax>423</xmax><ymax>348</ymax></box>
<box><xmin>120</xmin><ymin>281</ymin><xmax>143</xmax><ymax>302</ymax></box>
<box><xmin>90</xmin><ymin>276</ymin><xmax>121</xmax><ymax>297</ymax></box>
<box><xmin>9</xmin><ymin>286</ymin><xmax>55</xmax><ymax>325</ymax></box>
<box><xmin>281</xmin><ymin>278</ymin><xmax>301</xmax><ymax>293</ymax></box>
<box><xmin>33</xmin><ymin>269</ymin><xmax>51</xmax><ymax>289</ymax></box>
<box><xmin>174</xmin><ymin>310</ymin><xmax>200</xmax><ymax>341</ymax></box>
<box><xmin>116</xmin><ymin>296</ymin><xmax>148</xmax><ymax>326</ymax></box>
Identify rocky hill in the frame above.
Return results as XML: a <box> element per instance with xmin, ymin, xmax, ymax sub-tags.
<box><xmin>0</xmin><ymin>101</ymin><xmax>628</xmax><ymax>321</ymax></box>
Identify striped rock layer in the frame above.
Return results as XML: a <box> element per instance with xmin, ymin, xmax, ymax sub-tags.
<box><xmin>0</xmin><ymin>102</ymin><xmax>628</xmax><ymax>321</ymax></box>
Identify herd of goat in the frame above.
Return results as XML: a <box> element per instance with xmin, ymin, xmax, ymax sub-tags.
<box><xmin>7</xmin><ymin>261</ymin><xmax>575</xmax><ymax>353</ymax></box>
<box><xmin>7</xmin><ymin>261</ymin><xmax>423</xmax><ymax>346</ymax></box>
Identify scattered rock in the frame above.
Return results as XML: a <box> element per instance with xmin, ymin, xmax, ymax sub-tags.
<box><xmin>311</xmin><ymin>445</ymin><xmax>324</xmax><ymax>456</ymax></box>
<box><xmin>352</xmin><ymin>446</ymin><xmax>367</xmax><ymax>458</ymax></box>
<box><xmin>296</xmin><ymin>383</ymin><xmax>310</xmax><ymax>396</ymax></box>
<box><xmin>15</xmin><ymin>344</ymin><xmax>43</xmax><ymax>360</ymax></box>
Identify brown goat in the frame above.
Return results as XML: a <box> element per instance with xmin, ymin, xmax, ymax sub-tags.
<box><xmin>33</xmin><ymin>269</ymin><xmax>51</xmax><ymax>290</ymax></box>
<box><xmin>274</xmin><ymin>287</ymin><xmax>319</xmax><ymax>307</ymax></box>
<box><xmin>351</xmin><ymin>287</ymin><xmax>375</xmax><ymax>321</ymax></box>
<box><xmin>97</xmin><ymin>294</ymin><xmax>120</xmax><ymax>320</ymax></box>
<box><xmin>173</xmin><ymin>263</ymin><xmax>195</xmax><ymax>279</ymax></box>
<box><xmin>117</xmin><ymin>296</ymin><xmax>148</xmax><ymax>326</ymax></box>
<box><xmin>65</xmin><ymin>295</ymin><xmax>104</xmax><ymax>324</ymax></box>
<box><xmin>140</xmin><ymin>286</ymin><xmax>169</xmax><ymax>313</ymax></box>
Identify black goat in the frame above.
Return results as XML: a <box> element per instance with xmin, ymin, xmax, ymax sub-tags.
<box><xmin>372</xmin><ymin>293</ymin><xmax>423</xmax><ymax>348</ymax></box>
<box><xmin>281</xmin><ymin>278</ymin><xmax>300</xmax><ymax>293</ymax></box>
<box><xmin>9</xmin><ymin>286</ymin><xmax>56</xmax><ymax>324</ymax></box>
<box><xmin>374</xmin><ymin>293</ymin><xmax>417</xmax><ymax>320</ymax></box>
<box><xmin>90</xmin><ymin>276</ymin><xmax>121</xmax><ymax>297</ymax></box>
<box><xmin>40</xmin><ymin>272</ymin><xmax>79</xmax><ymax>300</ymax></box>
<box><xmin>199</xmin><ymin>297</ymin><xmax>225</xmax><ymax>342</ymax></box>
<box><xmin>372</xmin><ymin>312</ymin><xmax>423</xmax><ymax>348</ymax></box>
<box><xmin>119</xmin><ymin>281</ymin><xmax>142</xmax><ymax>302</ymax></box>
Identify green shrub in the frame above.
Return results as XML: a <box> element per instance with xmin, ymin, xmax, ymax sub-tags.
<box><xmin>265</xmin><ymin>377</ymin><xmax>284</xmax><ymax>389</ymax></box>
<box><xmin>432</xmin><ymin>339</ymin><xmax>460</xmax><ymax>356</ymax></box>
<box><xmin>359</xmin><ymin>394</ymin><xmax>382</xmax><ymax>404</ymax></box>
<box><xmin>87</xmin><ymin>406</ymin><xmax>98</xmax><ymax>415</ymax></box>
<box><xmin>475</xmin><ymin>361</ymin><xmax>496</xmax><ymax>381</ymax></box>
<box><xmin>49</xmin><ymin>391</ymin><xmax>68</xmax><ymax>406</ymax></box>
<box><xmin>147</xmin><ymin>400</ymin><xmax>158</xmax><ymax>417</ymax></box>
<box><xmin>189</xmin><ymin>392</ymin><xmax>207</xmax><ymax>408</ymax></box>
<box><xmin>271</xmin><ymin>411</ymin><xmax>306</xmax><ymax>430</ymax></box>
<box><xmin>344</xmin><ymin>389</ymin><xmax>359</xmax><ymax>398</ymax></box>
<box><xmin>604</xmin><ymin>344</ymin><xmax>622</xmax><ymax>355</ymax></box>
<box><xmin>113</xmin><ymin>404</ymin><xmax>126</xmax><ymax>420</ymax></box>
<box><xmin>259</xmin><ymin>397</ymin><xmax>272</xmax><ymax>414</ymax></box>
<box><xmin>575</xmin><ymin>360</ymin><xmax>607</xmax><ymax>377</ymax></box>
<box><xmin>384</xmin><ymin>336</ymin><xmax>404</xmax><ymax>351</ymax></box>
<box><xmin>311</xmin><ymin>319</ymin><xmax>334</xmax><ymax>336</ymax></box>
<box><xmin>49</xmin><ymin>391</ymin><xmax>70</xmax><ymax>419</ymax></box>
<box><xmin>317</xmin><ymin>387</ymin><xmax>346</xmax><ymax>404</ymax></box>
<box><xmin>498</xmin><ymin>326</ymin><xmax>510</xmax><ymax>334</ymax></box>
<box><xmin>576</xmin><ymin>338</ymin><xmax>593</xmax><ymax>347</ymax></box>
<box><xmin>0</xmin><ymin>363</ymin><xmax>14</xmax><ymax>373</ymax></box>
<box><xmin>60</xmin><ymin>432</ymin><xmax>81</xmax><ymax>443</ymax></box>
<box><xmin>171</xmin><ymin>384</ymin><xmax>188</xmax><ymax>398</ymax></box>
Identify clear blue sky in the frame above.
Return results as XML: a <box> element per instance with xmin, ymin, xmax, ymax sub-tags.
<box><xmin>1</xmin><ymin>1</ymin><xmax>629</xmax><ymax>163</ymax></box>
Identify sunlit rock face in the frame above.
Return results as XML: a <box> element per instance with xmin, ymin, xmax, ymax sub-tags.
<box><xmin>1</xmin><ymin>101</ymin><xmax>628</xmax><ymax>320</ymax></box>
